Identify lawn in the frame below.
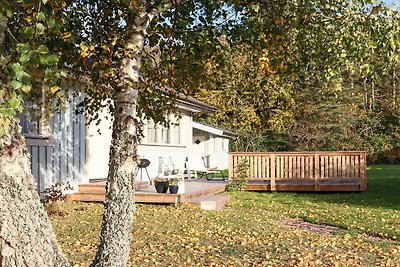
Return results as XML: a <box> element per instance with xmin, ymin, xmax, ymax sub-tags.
<box><xmin>51</xmin><ymin>165</ymin><xmax>399</xmax><ymax>266</ymax></box>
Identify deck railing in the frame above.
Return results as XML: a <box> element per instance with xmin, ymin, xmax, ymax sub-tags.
<box><xmin>228</xmin><ymin>151</ymin><xmax>367</xmax><ymax>191</ymax></box>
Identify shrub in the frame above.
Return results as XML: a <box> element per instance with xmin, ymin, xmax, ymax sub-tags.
<box><xmin>42</xmin><ymin>181</ymin><xmax>73</xmax><ymax>203</ymax></box>
<box><xmin>42</xmin><ymin>181</ymin><xmax>73</xmax><ymax>216</ymax></box>
<box><xmin>225</xmin><ymin>160</ymin><xmax>249</xmax><ymax>192</ymax></box>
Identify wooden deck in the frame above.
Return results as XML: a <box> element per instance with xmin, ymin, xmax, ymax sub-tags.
<box><xmin>245</xmin><ymin>179</ymin><xmax>362</xmax><ymax>192</ymax></box>
<box><xmin>67</xmin><ymin>179</ymin><xmax>227</xmax><ymax>205</ymax></box>
<box><xmin>229</xmin><ymin>151</ymin><xmax>367</xmax><ymax>192</ymax></box>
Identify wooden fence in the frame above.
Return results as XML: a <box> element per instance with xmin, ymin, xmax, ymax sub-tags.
<box><xmin>228</xmin><ymin>151</ymin><xmax>367</xmax><ymax>192</ymax></box>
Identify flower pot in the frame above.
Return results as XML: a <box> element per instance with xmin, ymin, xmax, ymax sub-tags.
<box><xmin>155</xmin><ymin>181</ymin><xmax>169</xmax><ymax>193</ymax></box>
<box><xmin>169</xmin><ymin>185</ymin><xmax>179</xmax><ymax>194</ymax></box>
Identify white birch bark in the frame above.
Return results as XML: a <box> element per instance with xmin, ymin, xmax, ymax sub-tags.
<box><xmin>90</xmin><ymin>6</ymin><xmax>158</xmax><ymax>267</ymax></box>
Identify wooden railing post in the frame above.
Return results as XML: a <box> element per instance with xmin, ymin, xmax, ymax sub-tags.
<box><xmin>271</xmin><ymin>154</ymin><xmax>276</xmax><ymax>191</ymax></box>
<box><xmin>314</xmin><ymin>153</ymin><xmax>320</xmax><ymax>191</ymax></box>
<box><xmin>360</xmin><ymin>152</ymin><xmax>367</xmax><ymax>191</ymax></box>
<box><xmin>228</xmin><ymin>153</ymin><xmax>233</xmax><ymax>181</ymax></box>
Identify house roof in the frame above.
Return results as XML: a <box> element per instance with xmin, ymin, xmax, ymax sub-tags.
<box><xmin>140</xmin><ymin>77</ymin><xmax>217</xmax><ymax>113</ymax></box>
<box><xmin>193</xmin><ymin>121</ymin><xmax>238</xmax><ymax>139</ymax></box>
<box><xmin>176</xmin><ymin>95</ymin><xmax>217</xmax><ymax>113</ymax></box>
<box><xmin>159</xmin><ymin>87</ymin><xmax>217</xmax><ymax>113</ymax></box>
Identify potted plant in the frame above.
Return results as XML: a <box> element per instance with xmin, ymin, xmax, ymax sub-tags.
<box><xmin>168</xmin><ymin>178</ymin><xmax>180</xmax><ymax>194</ymax></box>
<box><xmin>154</xmin><ymin>177</ymin><xmax>169</xmax><ymax>193</ymax></box>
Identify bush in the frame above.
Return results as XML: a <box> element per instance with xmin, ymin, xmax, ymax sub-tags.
<box><xmin>225</xmin><ymin>160</ymin><xmax>249</xmax><ymax>192</ymax></box>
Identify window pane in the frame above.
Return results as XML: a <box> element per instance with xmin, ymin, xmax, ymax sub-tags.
<box><xmin>161</xmin><ymin>126</ymin><xmax>169</xmax><ymax>144</ymax></box>
<box><xmin>173</xmin><ymin>123</ymin><xmax>180</xmax><ymax>144</ymax></box>
<box><xmin>147</xmin><ymin>120</ymin><xmax>157</xmax><ymax>143</ymax></box>
<box><xmin>18</xmin><ymin>103</ymin><xmax>41</xmax><ymax>136</ymax></box>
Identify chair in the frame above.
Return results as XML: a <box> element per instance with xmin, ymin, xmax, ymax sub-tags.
<box><xmin>135</xmin><ymin>159</ymin><xmax>151</xmax><ymax>184</ymax></box>
<box><xmin>197</xmin><ymin>156</ymin><xmax>225</xmax><ymax>181</ymax></box>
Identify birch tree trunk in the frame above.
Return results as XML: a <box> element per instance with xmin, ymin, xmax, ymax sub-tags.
<box><xmin>90</xmin><ymin>8</ymin><xmax>157</xmax><ymax>267</ymax></box>
<box><xmin>0</xmin><ymin>118</ymin><xmax>70</xmax><ymax>267</ymax></box>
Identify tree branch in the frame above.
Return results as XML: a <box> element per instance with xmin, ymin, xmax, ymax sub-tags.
<box><xmin>0</xmin><ymin>15</ymin><xmax>8</xmax><ymax>47</ymax></box>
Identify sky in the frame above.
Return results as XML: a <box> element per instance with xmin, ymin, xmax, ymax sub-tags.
<box><xmin>383</xmin><ymin>0</ymin><xmax>399</xmax><ymax>8</ymax></box>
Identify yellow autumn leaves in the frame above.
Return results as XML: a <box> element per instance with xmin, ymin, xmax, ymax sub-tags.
<box><xmin>50</xmin><ymin>194</ymin><xmax>399</xmax><ymax>267</ymax></box>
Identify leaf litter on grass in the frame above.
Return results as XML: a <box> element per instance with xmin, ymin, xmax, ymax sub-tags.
<box><xmin>50</xmin><ymin>200</ymin><xmax>399</xmax><ymax>267</ymax></box>
<box><xmin>49</xmin><ymin>166</ymin><xmax>400</xmax><ymax>266</ymax></box>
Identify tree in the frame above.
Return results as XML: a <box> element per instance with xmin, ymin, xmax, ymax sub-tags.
<box><xmin>1</xmin><ymin>0</ymin><xmax>400</xmax><ymax>266</ymax></box>
<box><xmin>0</xmin><ymin>0</ymin><xmax>233</xmax><ymax>266</ymax></box>
<box><xmin>0</xmin><ymin>0</ymin><xmax>186</xmax><ymax>266</ymax></box>
<box><xmin>190</xmin><ymin>44</ymin><xmax>295</xmax><ymax>152</ymax></box>
<box><xmin>183</xmin><ymin>0</ymin><xmax>400</xmax><ymax>160</ymax></box>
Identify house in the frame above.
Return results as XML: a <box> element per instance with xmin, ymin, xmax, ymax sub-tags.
<box><xmin>22</xmin><ymin>87</ymin><xmax>237</xmax><ymax>193</ymax></box>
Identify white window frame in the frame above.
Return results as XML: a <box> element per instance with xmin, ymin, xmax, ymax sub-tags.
<box><xmin>143</xmin><ymin>114</ymin><xmax>182</xmax><ymax>146</ymax></box>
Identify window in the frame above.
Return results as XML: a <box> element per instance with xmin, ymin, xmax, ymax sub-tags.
<box><xmin>172</xmin><ymin>121</ymin><xmax>180</xmax><ymax>145</ymax></box>
<box><xmin>145</xmin><ymin>115</ymin><xmax>182</xmax><ymax>145</ymax></box>
<box><xmin>19</xmin><ymin>102</ymin><xmax>51</xmax><ymax>138</ymax></box>
<box><xmin>146</xmin><ymin>119</ymin><xmax>157</xmax><ymax>143</ymax></box>
<box><xmin>161</xmin><ymin>125</ymin><xmax>169</xmax><ymax>144</ymax></box>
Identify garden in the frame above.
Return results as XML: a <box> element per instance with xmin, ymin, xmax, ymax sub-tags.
<box><xmin>50</xmin><ymin>165</ymin><xmax>399</xmax><ymax>266</ymax></box>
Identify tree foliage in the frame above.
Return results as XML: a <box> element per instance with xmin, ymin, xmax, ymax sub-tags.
<box><xmin>176</xmin><ymin>0</ymin><xmax>400</xmax><ymax>161</ymax></box>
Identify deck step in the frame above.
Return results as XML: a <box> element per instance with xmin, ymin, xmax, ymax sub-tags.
<box><xmin>78</xmin><ymin>181</ymin><xmax>149</xmax><ymax>194</ymax></box>
<box><xmin>66</xmin><ymin>181</ymin><xmax>227</xmax><ymax>205</ymax></box>
<box><xmin>179</xmin><ymin>183</ymin><xmax>226</xmax><ymax>202</ymax></box>
<box><xmin>188</xmin><ymin>195</ymin><xmax>230</xmax><ymax>211</ymax></box>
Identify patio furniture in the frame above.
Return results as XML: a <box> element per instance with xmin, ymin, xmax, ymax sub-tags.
<box><xmin>198</xmin><ymin>156</ymin><xmax>225</xmax><ymax>181</ymax></box>
<box><xmin>136</xmin><ymin>159</ymin><xmax>152</xmax><ymax>184</ymax></box>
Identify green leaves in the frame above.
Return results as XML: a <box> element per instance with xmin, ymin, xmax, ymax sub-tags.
<box><xmin>10</xmin><ymin>80</ymin><xmax>22</xmax><ymax>90</ymax></box>
<box><xmin>8</xmin><ymin>97</ymin><xmax>21</xmax><ymax>109</ymax></box>
<box><xmin>37</xmin><ymin>12</ymin><xmax>47</xmax><ymax>22</ymax></box>
<box><xmin>36</xmin><ymin>23</ymin><xmax>46</xmax><ymax>34</ymax></box>
<box><xmin>11</xmin><ymin>63</ymin><xmax>23</xmax><ymax>74</ymax></box>
<box><xmin>11</xmin><ymin>63</ymin><xmax>31</xmax><ymax>84</ymax></box>
<box><xmin>0</xmin><ymin>1</ymin><xmax>13</xmax><ymax>18</ymax></box>
<box><xmin>36</xmin><ymin>45</ymin><xmax>49</xmax><ymax>54</ymax></box>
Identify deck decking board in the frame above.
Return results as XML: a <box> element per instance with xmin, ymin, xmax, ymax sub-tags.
<box><xmin>67</xmin><ymin>180</ymin><xmax>227</xmax><ymax>205</ymax></box>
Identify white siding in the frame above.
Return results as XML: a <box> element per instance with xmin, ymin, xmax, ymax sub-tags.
<box><xmin>85</xmin><ymin>106</ymin><xmax>113</xmax><ymax>180</ymax></box>
<box><xmin>86</xmin><ymin>110</ymin><xmax>193</xmax><ymax>181</ymax></box>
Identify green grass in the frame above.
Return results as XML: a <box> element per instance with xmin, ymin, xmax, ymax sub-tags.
<box><xmin>51</xmin><ymin>165</ymin><xmax>399</xmax><ymax>266</ymax></box>
<box><xmin>231</xmin><ymin>164</ymin><xmax>399</xmax><ymax>239</ymax></box>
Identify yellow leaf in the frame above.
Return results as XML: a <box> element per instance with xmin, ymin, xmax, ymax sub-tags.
<box><xmin>80</xmin><ymin>42</ymin><xmax>88</xmax><ymax>52</ymax></box>
<box><xmin>80</xmin><ymin>51</ymin><xmax>88</xmax><ymax>58</ymax></box>
<box><xmin>50</xmin><ymin>86</ymin><xmax>60</xmax><ymax>94</ymax></box>
<box><xmin>101</xmin><ymin>45</ymin><xmax>110</xmax><ymax>52</ymax></box>
<box><xmin>0</xmin><ymin>117</ymin><xmax>10</xmax><ymax>132</ymax></box>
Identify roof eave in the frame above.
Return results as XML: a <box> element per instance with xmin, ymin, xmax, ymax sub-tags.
<box><xmin>177</xmin><ymin>99</ymin><xmax>217</xmax><ymax>113</ymax></box>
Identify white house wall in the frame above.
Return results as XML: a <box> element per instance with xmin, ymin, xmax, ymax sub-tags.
<box><xmin>85</xmin><ymin>106</ymin><xmax>113</xmax><ymax>181</ymax></box>
<box><xmin>191</xmin><ymin>129</ymin><xmax>230</xmax><ymax>170</ymax></box>
<box><xmin>214</xmin><ymin>136</ymin><xmax>230</xmax><ymax>169</ymax></box>
<box><xmin>137</xmin><ymin>110</ymin><xmax>192</xmax><ymax>179</ymax></box>
<box><xmin>86</xmin><ymin>109</ymin><xmax>194</xmax><ymax>181</ymax></box>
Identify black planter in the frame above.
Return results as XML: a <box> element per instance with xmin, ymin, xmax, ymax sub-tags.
<box><xmin>155</xmin><ymin>181</ymin><xmax>169</xmax><ymax>193</ymax></box>
<box><xmin>169</xmin><ymin>185</ymin><xmax>179</xmax><ymax>194</ymax></box>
